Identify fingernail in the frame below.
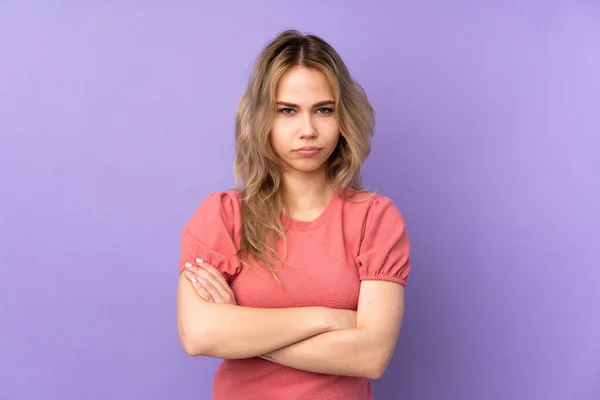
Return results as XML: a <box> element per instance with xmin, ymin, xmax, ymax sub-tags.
<box><xmin>191</xmin><ymin>277</ymin><xmax>197</xmax><ymax>283</ymax></box>
<box><xmin>185</xmin><ymin>262</ymin><xmax>192</xmax><ymax>269</ymax></box>
<box><xmin>196</xmin><ymin>258</ymin><xmax>203</xmax><ymax>264</ymax></box>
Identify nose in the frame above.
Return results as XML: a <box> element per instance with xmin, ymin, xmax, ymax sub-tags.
<box><xmin>298</xmin><ymin>113</ymin><xmax>317</xmax><ymax>139</ymax></box>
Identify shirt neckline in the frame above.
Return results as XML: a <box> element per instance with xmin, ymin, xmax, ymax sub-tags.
<box><xmin>281</xmin><ymin>190</ymin><xmax>342</xmax><ymax>232</ymax></box>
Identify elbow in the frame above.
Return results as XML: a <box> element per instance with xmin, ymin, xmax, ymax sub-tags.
<box><xmin>364</xmin><ymin>345</ymin><xmax>395</xmax><ymax>380</ymax></box>
<box><xmin>365</xmin><ymin>364</ymin><xmax>387</xmax><ymax>380</ymax></box>
<box><xmin>363</xmin><ymin>361</ymin><xmax>386</xmax><ymax>380</ymax></box>
<box><xmin>180</xmin><ymin>336</ymin><xmax>204</xmax><ymax>357</ymax></box>
<box><xmin>178</xmin><ymin>322</ymin><xmax>214</xmax><ymax>357</ymax></box>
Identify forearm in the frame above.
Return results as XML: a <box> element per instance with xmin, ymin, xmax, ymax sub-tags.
<box><xmin>177</xmin><ymin>275</ymin><xmax>339</xmax><ymax>359</ymax></box>
<box><xmin>261</xmin><ymin>328</ymin><xmax>392</xmax><ymax>379</ymax></box>
<box><xmin>187</xmin><ymin>303</ymin><xmax>333</xmax><ymax>359</ymax></box>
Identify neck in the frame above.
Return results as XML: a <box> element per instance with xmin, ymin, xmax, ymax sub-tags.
<box><xmin>283</xmin><ymin>169</ymin><xmax>333</xmax><ymax>212</ymax></box>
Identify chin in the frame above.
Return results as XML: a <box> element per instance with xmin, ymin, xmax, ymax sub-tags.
<box><xmin>289</xmin><ymin>160</ymin><xmax>329</xmax><ymax>174</ymax></box>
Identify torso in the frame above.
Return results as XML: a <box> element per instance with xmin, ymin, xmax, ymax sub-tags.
<box><xmin>211</xmin><ymin>190</ymin><xmax>376</xmax><ymax>400</ymax></box>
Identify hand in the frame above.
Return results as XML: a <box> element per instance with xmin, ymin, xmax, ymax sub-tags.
<box><xmin>183</xmin><ymin>258</ymin><xmax>237</xmax><ymax>305</ymax></box>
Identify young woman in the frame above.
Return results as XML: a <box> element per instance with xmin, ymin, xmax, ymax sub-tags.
<box><xmin>176</xmin><ymin>29</ymin><xmax>411</xmax><ymax>400</ymax></box>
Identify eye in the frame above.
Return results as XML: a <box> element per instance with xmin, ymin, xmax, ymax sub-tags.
<box><xmin>279</xmin><ymin>107</ymin><xmax>295</xmax><ymax>115</ymax></box>
<box><xmin>316</xmin><ymin>107</ymin><xmax>333</xmax><ymax>114</ymax></box>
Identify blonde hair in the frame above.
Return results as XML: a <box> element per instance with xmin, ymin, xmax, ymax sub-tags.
<box><xmin>234</xmin><ymin>29</ymin><xmax>375</xmax><ymax>278</ymax></box>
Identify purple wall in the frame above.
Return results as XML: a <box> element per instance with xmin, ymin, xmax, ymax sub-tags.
<box><xmin>1</xmin><ymin>2</ymin><xmax>599</xmax><ymax>399</ymax></box>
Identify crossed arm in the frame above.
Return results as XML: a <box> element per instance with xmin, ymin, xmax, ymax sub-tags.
<box><xmin>176</xmin><ymin>260</ymin><xmax>405</xmax><ymax>379</ymax></box>
<box><xmin>258</xmin><ymin>279</ymin><xmax>404</xmax><ymax>379</ymax></box>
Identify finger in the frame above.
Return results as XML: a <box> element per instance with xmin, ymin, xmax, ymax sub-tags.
<box><xmin>196</xmin><ymin>258</ymin><xmax>235</xmax><ymax>303</ymax></box>
<box><xmin>196</xmin><ymin>270</ymin><xmax>232</xmax><ymax>304</ymax></box>
<box><xmin>195</xmin><ymin>272</ymin><xmax>227</xmax><ymax>303</ymax></box>
<box><xmin>184</xmin><ymin>261</ymin><xmax>204</xmax><ymax>277</ymax></box>
<box><xmin>185</xmin><ymin>261</ymin><xmax>233</xmax><ymax>304</ymax></box>
<box><xmin>196</xmin><ymin>258</ymin><xmax>235</xmax><ymax>300</ymax></box>
<box><xmin>184</xmin><ymin>271</ymin><xmax>214</xmax><ymax>302</ymax></box>
<box><xmin>185</xmin><ymin>262</ymin><xmax>227</xmax><ymax>302</ymax></box>
<box><xmin>196</xmin><ymin>258</ymin><xmax>229</xmax><ymax>288</ymax></box>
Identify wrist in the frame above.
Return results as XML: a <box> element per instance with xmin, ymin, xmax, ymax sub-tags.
<box><xmin>320</xmin><ymin>307</ymin><xmax>347</xmax><ymax>332</ymax></box>
<box><xmin>314</xmin><ymin>307</ymin><xmax>335</xmax><ymax>332</ymax></box>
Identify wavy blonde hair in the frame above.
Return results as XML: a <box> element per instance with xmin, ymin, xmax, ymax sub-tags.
<box><xmin>234</xmin><ymin>29</ymin><xmax>375</xmax><ymax>279</ymax></box>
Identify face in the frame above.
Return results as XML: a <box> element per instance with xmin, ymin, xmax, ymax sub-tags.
<box><xmin>270</xmin><ymin>65</ymin><xmax>340</xmax><ymax>177</ymax></box>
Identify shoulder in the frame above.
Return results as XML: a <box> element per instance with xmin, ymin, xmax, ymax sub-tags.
<box><xmin>347</xmin><ymin>191</ymin><xmax>411</xmax><ymax>285</ymax></box>
<box><xmin>179</xmin><ymin>190</ymin><xmax>243</xmax><ymax>275</ymax></box>
<box><xmin>341</xmin><ymin>190</ymin><xmax>404</xmax><ymax>225</ymax></box>
<box><xmin>190</xmin><ymin>189</ymin><xmax>241</xmax><ymax>217</ymax></box>
<box><xmin>200</xmin><ymin>189</ymin><xmax>241</xmax><ymax>210</ymax></box>
<box><xmin>184</xmin><ymin>189</ymin><xmax>243</xmax><ymax>240</ymax></box>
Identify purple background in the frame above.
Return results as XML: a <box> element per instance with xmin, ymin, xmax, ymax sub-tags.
<box><xmin>1</xmin><ymin>1</ymin><xmax>599</xmax><ymax>399</ymax></box>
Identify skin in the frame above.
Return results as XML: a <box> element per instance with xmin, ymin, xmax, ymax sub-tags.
<box><xmin>178</xmin><ymin>66</ymin><xmax>405</xmax><ymax>379</ymax></box>
<box><xmin>271</xmin><ymin>65</ymin><xmax>341</xmax><ymax>220</ymax></box>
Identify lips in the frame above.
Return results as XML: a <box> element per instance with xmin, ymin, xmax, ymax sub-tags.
<box><xmin>294</xmin><ymin>147</ymin><xmax>322</xmax><ymax>157</ymax></box>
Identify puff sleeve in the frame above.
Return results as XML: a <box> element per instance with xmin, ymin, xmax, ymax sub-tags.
<box><xmin>356</xmin><ymin>196</ymin><xmax>411</xmax><ymax>286</ymax></box>
<box><xmin>179</xmin><ymin>191</ymin><xmax>242</xmax><ymax>282</ymax></box>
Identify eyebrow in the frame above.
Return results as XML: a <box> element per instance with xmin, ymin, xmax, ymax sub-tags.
<box><xmin>276</xmin><ymin>100</ymin><xmax>335</xmax><ymax>108</ymax></box>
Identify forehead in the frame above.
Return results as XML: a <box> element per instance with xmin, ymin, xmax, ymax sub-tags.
<box><xmin>276</xmin><ymin>66</ymin><xmax>334</xmax><ymax>103</ymax></box>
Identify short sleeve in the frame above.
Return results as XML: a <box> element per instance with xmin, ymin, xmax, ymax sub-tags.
<box><xmin>179</xmin><ymin>191</ymin><xmax>242</xmax><ymax>281</ymax></box>
<box><xmin>356</xmin><ymin>196</ymin><xmax>411</xmax><ymax>286</ymax></box>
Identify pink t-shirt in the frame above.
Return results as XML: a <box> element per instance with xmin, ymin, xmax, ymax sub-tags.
<box><xmin>179</xmin><ymin>189</ymin><xmax>411</xmax><ymax>400</ymax></box>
